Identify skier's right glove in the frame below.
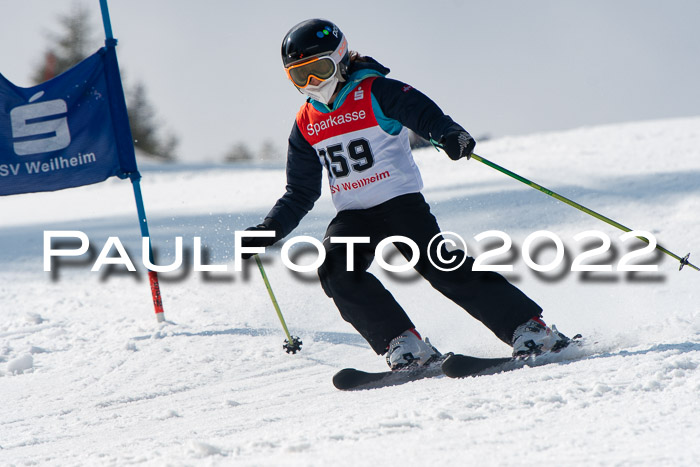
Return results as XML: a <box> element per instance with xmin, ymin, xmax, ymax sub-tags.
<box><xmin>240</xmin><ymin>218</ymin><xmax>283</xmax><ymax>259</ymax></box>
<box><xmin>439</xmin><ymin>130</ymin><xmax>476</xmax><ymax>161</ymax></box>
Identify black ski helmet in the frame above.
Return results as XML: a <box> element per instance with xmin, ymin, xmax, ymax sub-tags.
<box><xmin>281</xmin><ymin>19</ymin><xmax>349</xmax><ymax>77</ymax></box>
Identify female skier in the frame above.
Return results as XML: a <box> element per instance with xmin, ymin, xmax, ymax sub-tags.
<box><xmin>242</xmin><ymin>19</ymin><xmax>571</xmax><ymax>369</ymax></box>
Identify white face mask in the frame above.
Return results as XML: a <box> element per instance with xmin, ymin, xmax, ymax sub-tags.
<box><xmin>300</xmin><ymin>75</ymin><xmax>339</xmax><ymax>105</ymax></box>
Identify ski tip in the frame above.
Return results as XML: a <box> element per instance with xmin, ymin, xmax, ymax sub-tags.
<box><xmin>332</xmin><ymin>368</ymin><xmax>362</xmax><ymax>390</ymax></box>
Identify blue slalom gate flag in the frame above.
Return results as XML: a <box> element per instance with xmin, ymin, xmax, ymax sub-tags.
<box><xmin>0</xmin><ymin>46</ymin><xmax>139</xmax><ymax>196</ymax></box>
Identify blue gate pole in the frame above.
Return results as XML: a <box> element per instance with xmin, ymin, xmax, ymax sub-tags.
<box><xmin>99</xmin><ymin>0</ymin><xmax>165</xmax><ymax>322</ymax></box>
<box><xmin>99</xmin><ymin>0</ymin><xmax>114</xmax><ymax>40</ymax></box>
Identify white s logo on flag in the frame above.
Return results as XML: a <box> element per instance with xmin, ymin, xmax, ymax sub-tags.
<box><xmin>10</xmin><ymin>91</ymin><xmax>71</xmax><ymax>156</ymax></box>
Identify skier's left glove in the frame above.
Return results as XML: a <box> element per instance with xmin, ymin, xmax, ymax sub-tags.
<box><xmin>240</xmin><ymin>218</ymin><xmax>283</xmax><ymax>259</ymax></box>
<box><xmin>440</xmin><ymin>130</ymin><xmax>476</xmax><ymax>161</ymax></box>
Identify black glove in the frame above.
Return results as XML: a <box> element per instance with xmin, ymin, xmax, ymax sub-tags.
<box><xmin>240</xmin><ymin>218</ymin><xmax>283</xmax><ymax>259</ymax></box>
<box><xmin>439</xmin><ymin>130</ymin><xmax>475</xmax><ymax>161</ymax></box>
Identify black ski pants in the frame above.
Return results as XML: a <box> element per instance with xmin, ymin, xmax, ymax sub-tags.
<box><xmin>317</xmin><ymin>193</ymin><xmax>542</xmax><ymax>354</ymax></box>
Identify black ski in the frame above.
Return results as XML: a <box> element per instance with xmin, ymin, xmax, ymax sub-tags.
<box><xmin>441</xmin><ymin>354</ymin><xmax>514</xmax><ymax>378</ymax></box>
<box><xmin>333</xmin><ymin>354</ymin><xmax>516</xmax><ymax>390</ymax></box>
<box><xmin>333</xmin><ymin>335</ymin><xmax>584</xmax><ymax>390</ymax></box>
<box><xmin>332</xmin><ymin>354</ymin><xmax>449</xmax><ymax>391</ymax></box>
<box><xmin>442</xmin><ymin>333</ymin><xmax>585</xmax><ymax>378</ymax></box>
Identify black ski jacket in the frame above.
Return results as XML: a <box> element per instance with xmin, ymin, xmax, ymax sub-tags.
<box><xmin>264</xmin><ymin>57</ymin><xmax>465</xmax><ymax>238</ymax></box>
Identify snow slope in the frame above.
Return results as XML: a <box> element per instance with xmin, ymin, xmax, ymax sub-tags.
<box><xmin>1</xmin><ymin>118</ymin><xmax>699</xmax><ymax>466</ymax></box>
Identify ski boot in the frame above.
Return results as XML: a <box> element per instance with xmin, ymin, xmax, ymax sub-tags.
<box><xmin>386</xmin><ymin>328</ymin><xmax>441</xmax><ymax>370</ymax></box>
<box><xmin>512</xmin><ymin>317</ymin><xmax>572</xmax><ymax>357</ymax></box>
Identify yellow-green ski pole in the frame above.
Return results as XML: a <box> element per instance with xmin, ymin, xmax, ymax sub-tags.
<box><xmin>470</xmin><ymin>152</ymin><xmax>698</xmax><ymax>272</ymax></box>
<box><xmin>254</xmin><ymin>254</ymin><xmax>302</xmax><ymax>353</ymax></box>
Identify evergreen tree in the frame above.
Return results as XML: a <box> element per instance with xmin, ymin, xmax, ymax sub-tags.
<box><xmin>224</xmin><ymin>142</ymin><xmax>254</xmax><ymax>163</ymax></box>
<box><xmin>259</xmin><ymin>139</ymin><xmax>282</xmax><ymax>162</ymax></box>
<box><xmin>31</xmin><ymin>2</ymin><xmax>177</xmax><ymax>161</ymax></box>
<box><xmin>32</xmin><ymin>3</ymin><xmax>95</xmax><ymax>84</ymax></box>
<box><xmin>126</xmin><ymin>81</ymin><xmax>177</xmax><ymax>161</ymax></box>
